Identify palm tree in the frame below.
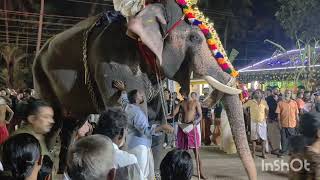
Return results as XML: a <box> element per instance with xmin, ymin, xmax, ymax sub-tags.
<box><xmin>0</xmin><ymin>43</ymin><xmax>28</xmax><ymax>88</ymax></box>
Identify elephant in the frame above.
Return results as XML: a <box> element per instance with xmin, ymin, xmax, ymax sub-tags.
<box><xmin>33</xmin><ymin>0</ymin><xmax>257</xmax><ymax>179</ymax></box>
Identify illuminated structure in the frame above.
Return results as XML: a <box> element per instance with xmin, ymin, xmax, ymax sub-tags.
<box><xmin>238</xmin><ymin>47</ymin><xmax>320</xmax><ymax>86</ymax></box>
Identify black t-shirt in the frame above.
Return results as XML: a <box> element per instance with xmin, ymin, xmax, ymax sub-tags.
<box><xmin>266</xmin><ymin>95</ymin><xmax>278</xmax><ymax>121</ymax></box>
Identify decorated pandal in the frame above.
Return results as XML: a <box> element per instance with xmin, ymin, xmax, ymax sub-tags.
<box><xmin>238</xmin><ymin>47</ymin><xmax>320</xmax><ymax>87</ymax></box>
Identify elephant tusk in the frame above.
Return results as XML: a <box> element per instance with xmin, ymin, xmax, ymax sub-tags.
<box><xmin>203</xmin><ymin>76</ymin><xmax>242</xmax><ymax>95</ymax></box>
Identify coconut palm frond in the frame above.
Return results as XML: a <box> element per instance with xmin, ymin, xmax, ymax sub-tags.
<box><xmin>264</xmin><ymin>39</ymin><xmax>287</xmax><ymax>53</ymax></box>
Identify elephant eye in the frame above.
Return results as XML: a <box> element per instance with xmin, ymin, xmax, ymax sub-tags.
<box><xmin>188</xmin><ymin>33</ymin><xmax>202</xmax><ymax>44</ymax></box>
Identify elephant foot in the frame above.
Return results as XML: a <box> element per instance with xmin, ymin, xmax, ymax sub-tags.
<box><xmin>200</xmin><ymin>173</ymin><xmax>208</xmax><ymax>180</ymax></box>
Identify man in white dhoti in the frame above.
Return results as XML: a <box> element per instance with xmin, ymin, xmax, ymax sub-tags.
<box><xmin>243</xmin><ymin>90</ymin><xmax>269</xmax><ymax>159</ymax></box>
<box><xmin>114</xmin><ymin>81</ymin><xmax>173</xmax><ymax>180</ymax></box>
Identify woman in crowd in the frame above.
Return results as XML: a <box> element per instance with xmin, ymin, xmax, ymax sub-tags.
<box><xmin>160</xmin><ymin>150</ymin><xmax>193</xmax><ymax>180</ymax></box>
<box><xmin>0</xmin><ymin>133</ymin><xmax>42</xmax><ymax>180</ymax></box>
<box><xmin>0</xmin><ymin>96</ymin><xmax>14</xmax><ymax>144</ymax></box>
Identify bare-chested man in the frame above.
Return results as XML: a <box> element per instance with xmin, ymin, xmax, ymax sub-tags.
<box><xmin>168</xmin><ymin>89</ymin><xmax>207</xmax><ymax>179</ymax></box>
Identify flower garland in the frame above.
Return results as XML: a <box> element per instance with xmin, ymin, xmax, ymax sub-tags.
<box><xmin>176</xmin><ymin>0</ymin><xmax>239</xmax><ymax>78</ymax></box>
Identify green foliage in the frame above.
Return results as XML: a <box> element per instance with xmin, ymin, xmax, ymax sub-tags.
<box><xmin>0</xmin><ymin>43</ymin><xmax>29</xmax><ymax>88</ymax></box>
<box><xmin>0</xmin><ymin>64</ymin><xmax>32</xmax><ymax>89</ymax></box>
<box><xmin>276</xmin><ymin>0</ymin><xmax>320</xmax><ymax>41</ymax></box>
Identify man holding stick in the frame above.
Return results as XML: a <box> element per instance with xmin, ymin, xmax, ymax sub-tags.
<box><xmin>168</xmin><ymin>89</ymin><xmax>207</xmax><ymax>179</ymax></box>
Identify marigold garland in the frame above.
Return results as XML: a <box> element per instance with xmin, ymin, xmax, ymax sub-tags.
<box><xmin>176</xmin><ymin>0</ymin><xmax>239</xmax><ymax>78</ymax></box>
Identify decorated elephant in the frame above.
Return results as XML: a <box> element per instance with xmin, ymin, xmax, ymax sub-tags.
<box><xmin>33</xmin><ymin>0</ymin><xmax>257</xmax><ymax>179</ymax></box>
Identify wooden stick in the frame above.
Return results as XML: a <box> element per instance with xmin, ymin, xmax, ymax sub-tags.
<box><xmin>194</xmin><ymin>124</ymin><xmax>201</xmax><ymax>180</ymax></box>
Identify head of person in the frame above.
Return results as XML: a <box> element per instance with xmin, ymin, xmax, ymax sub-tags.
<box><xmin>297</xmin><ymin>92</ymin><xmax>304</xmax><ymax>99</ymax></box>
<box><xmin>160</xmin><ymin>150</ymin><xmax>193</xmax><ymax>180</ymax></box>
<box><xmin>1</xmin><ymin>133</ymin><xmax>42</xmax><ymax>179</ymax></box>
<box><xmin>23</xmin><ymin>89</ymin><xmax>32</xmax><ymax>99</ymax></box>
<box><xmin>163</xmin><ymin>89</ymin><xmax>171</xmax><ymax>101</ymax></box>
<box><xmin>298</xmin><ymin>88</ymin><xmax>305</xmax><ymax>94</ymax></box>
<box><xmin>77</xmin><ymin>120</ymin><xmax>92</xmax><ymax>138</ymax></box>
<box><xmin>94</xmin><ymin>108</ymin><xmax>127</xmax><ymax>147</ymax></box>
<box><xmin>179</xmin><ymin>88</ymin><xmax>188</xmax><ymax>99</ymax></box>
<box><xmin>252</xmin><ymin>89</ymin><xmax>263</xmax><ymax>100</ymax></box>
<box><xmin>272</xmin><ymin>87</ymin><xmax>279</xmax><ymax>95</ymax></box>
<box><xmin>265</xmin><ymin>89</ymin><xmax>272</xmax><ymax>97</ymax></box>
<box><xmin>25</xmin><ymin>100</ymin><xmax>54</xmax><ymax>135</ymax></box>
<box><xmin>304</xmin><ymin>91</ymin><xmax>311</xmax><ymax>101</ymax></box>
<box><xmin>284</xmin><ymin>90</ymin><xmax>292</xmax><ymax>100</ymax></box>
<box><xmin>67</xmin><ymin>135</ymin><xmax>115</xmax><ymax>180</ymax></box>
<box><xmin>190</xmin><ymin>92</ymin><xmax>197</xmax><ymax>100</ymax></box>
<box><xmin>127</xmin><ymin>89</ymin><xmax>144</xmax><ymax>105</ymax></box>
<box><xmin>299</xmin><ymin>112</ymin><xmax>320</xmax><ymax>142</ymax></box>
<box><xmin>0</xmin><ymin>89</ymin><xmax>7</xmax><ymax>97</ymax></box>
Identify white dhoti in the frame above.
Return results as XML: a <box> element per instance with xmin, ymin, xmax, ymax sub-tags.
<box><xmin>220</xmin><ymin>110</ymin><xmax>237</xmax><ymax>154</ymax></box>
<box><xmin>250</xmin><ymin>120</ymin><xmax>267</xmax><ymax>141</ymax></box>
<box><xmin>128</xmin><ymin>145</ymin><xmax>154</xmax><ymax>180</ymax></box>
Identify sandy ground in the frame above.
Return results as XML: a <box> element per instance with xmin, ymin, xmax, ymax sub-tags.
<box><xmin>188</xmin><ymin>146</ymin><xmax>288</xmax><ymax>180</ymax></box>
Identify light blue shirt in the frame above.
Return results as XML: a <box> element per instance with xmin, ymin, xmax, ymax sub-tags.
<box><xmin>120</xmin><ymin>93</ymin><xmax>159</xmax><ymax>149</ymax></box>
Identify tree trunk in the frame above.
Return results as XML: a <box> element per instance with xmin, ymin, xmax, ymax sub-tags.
<box><xmin>7</xmin><ymin>61</ymin><xmax>14</xmax><ymax>88</ymax></box>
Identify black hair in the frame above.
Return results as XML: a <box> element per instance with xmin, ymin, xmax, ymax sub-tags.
<box><xmin>94</xmin><ymin>108</ymin><xmax>127</xmax><ymax>140</ymax></box>
<box><xmin>25</xmin><ymin>99</ymin><xmax>51</xmax><ymax>117</ymax></box>
<box><xmin>191</xmin><ymin>92</ymin><xmax>197</xmax><ymax>96</ymax></box>
<box><xmin>164</xmin><ymin>88</ymin><xmax>170</xmax><ymax>93</ymax></box>
<box><xmin>127</xmin><ymin>89</ymin><xmax>138</xmax><ymax>104</ymax></box>
<box><xmin>304</xmin><ymin>91</ymin><xmax>311</xmax><ymax>94</ymax></box>
<box><xmin>1</xmin><ymin>133</ymin><xmax>41</xmax><ymax>179</ymax></box>
<box><xmin>299</xmin><ymin>112</ymin><xmax>320</xmax><ymax>138</ymax></box>
<box><xmin>252</xmin><ymin>89</ymin><xmax>262</xmax><ymax>97</ymax></box>
<box><xmin>38</xmin><ymin>155</ymin><xmax>53</xmax><ymax>180</ymax></box>
<box><xmin>23</xmin><ymin>88</ymin><xmax>32</xmax><ymax>95</ymax></box>
<box><xmin>160</xmin><ymin>150</ymin><xmax>193</xmax><ymax>180</ymax></box>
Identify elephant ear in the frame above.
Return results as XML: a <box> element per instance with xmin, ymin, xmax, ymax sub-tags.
<box><xmin>127</xmin><ymin>4</ymin><xmax>167</xmax><ymax>65</ymax></box>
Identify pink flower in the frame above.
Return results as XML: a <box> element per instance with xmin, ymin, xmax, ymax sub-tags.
<box><xmin>176</xmin><ymin>0</ymin><xmax>187</xmax><ymax>5</ymax></box>
<box><xmin>220</xmin><ymin>63</ymin><xmax>229</xmax><ymax>71</ymax></box>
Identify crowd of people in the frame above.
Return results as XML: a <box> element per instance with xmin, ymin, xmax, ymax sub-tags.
<box><xmin>0</xmin><ymin>84</ymin><xmax>320</xmax><ymax>180</ymax></box>
<box><xmin>244</xmin><ymin>87</ymin><xmax>320</xmax><ymax>158</ymax></box>
<box><xmin>0</xmin><ymin>84</ymin><xmax>196</xmax><ymax>180</ymax></box>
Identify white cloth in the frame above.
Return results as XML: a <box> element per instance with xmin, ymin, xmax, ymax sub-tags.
<box><xmin>113</xmin><ymin>143</ymin><xmax>144</xmax><ymax>180</ymax></box>
<box><xmin>178</xmin><ymin>122</ymin><xmax>193</xmax><ymax>133</ymax></box>
<box><xmin>220</xmin><ymin>110</ymin><xmax>236</xmax><ymax>154</ymax></box>
<box><xmin>128</xmin><ymin>145</ymin><xmax>154</xmax><ymax>180</ymax></box>
<box><xmin>0</xmin><ymin>161</ymin><xmax>3</xmax><ymax>171</ymax></box>
<box><xmin>250</xmin><ymin>120</ymin><xmax>267</xmax><ymax>141</ymax></box>
<box><xmin>113</xmin><ymin>0</ymin><xmax>145</xmax><ymax>17</ymax></box>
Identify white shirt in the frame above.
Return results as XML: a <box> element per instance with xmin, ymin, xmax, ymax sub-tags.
<box><xmin>113</xmin><ymin>143</ymin><xmax>144</xmax><ymax>180</ymax></box>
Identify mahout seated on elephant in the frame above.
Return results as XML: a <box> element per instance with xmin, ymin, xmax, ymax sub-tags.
<box><xmin>33</xmin><ymin>0</ymin><xmax>256</xmax><ymax>179</ymax></box>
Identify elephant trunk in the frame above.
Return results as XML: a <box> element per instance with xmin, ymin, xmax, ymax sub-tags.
<box><xmin>222</xmin><ymin>94</ymin><xmax>257</xmax><ymax>180</ymax></box>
